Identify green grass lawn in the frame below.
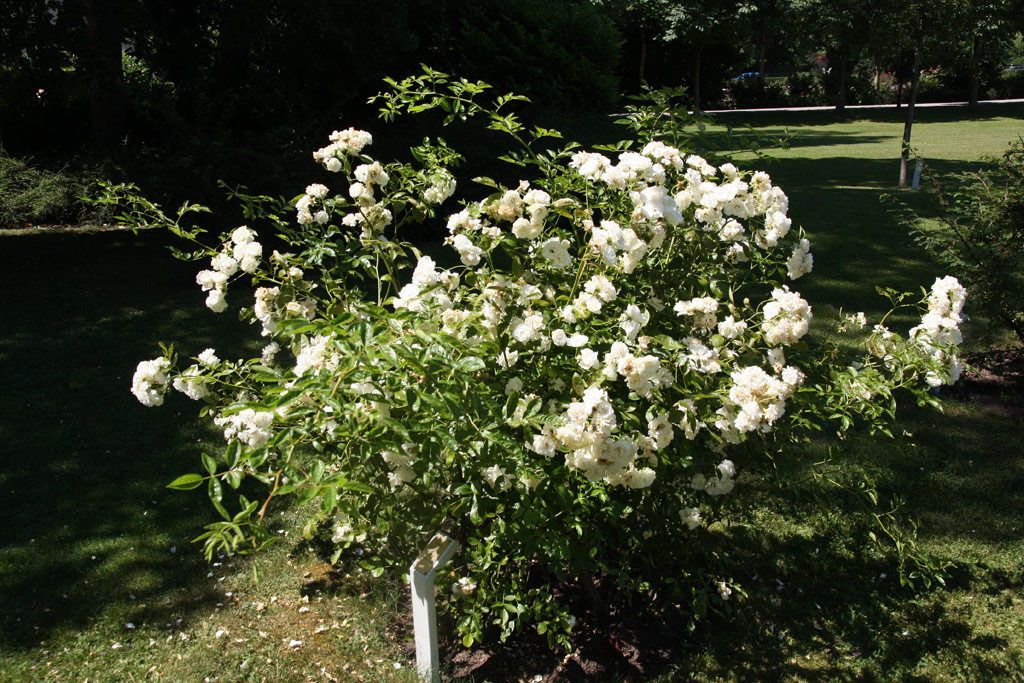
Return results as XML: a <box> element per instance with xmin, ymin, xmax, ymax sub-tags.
<box><xmin>0</xmin><ymin>230</ymin><xmax>417</xmax><ymax>682</ymax></box>
<box><xmin>711</xmin><ymin>102</ymin><xmax>1024</xmax><ymax>342</ymax></box>
<box><xmin>1</xmin><ymin>102</ymin><xmax>1022</xmax><ymax>681</ymax></box>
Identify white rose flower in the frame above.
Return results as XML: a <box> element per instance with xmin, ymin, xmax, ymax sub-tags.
<box><xmin>566</xmin><ymin>333</ymin><xmax>589</xmax><ymax>348</ymax></box>
<box><xmin>196</xmin><ymin>269</ymin><xmax>227</xmax><ymax>292</ymax></box>
<box><xmin>211</xmin><ymin>252</ymin><xmax>238</xmax><ymax>276</ymax></box>
<box><xmin>305</xmin><ymin>183</ymin><xmax>329</xmax><ymax>199</ymax></box>
<box><xmin>717</xmin><ymin>315</ymin><xmax>747</xmax><ymax>339</ymax></box>
<box><xmin>131</xmin><ymin>357</ymin><xmax>171</xmax><ymax>407</ymax></box>
<box><xmin>512</xmin><ymin>217</ymin><xmax>542</xmax><ymax>239</ymax></box>
<box><xmin>539</xmin><ymin>237</ymin><xmax>572</xmax><ymax>269</ymax></box>
<box><xmin>172</xmin><ymin>366</ymin><xmax>209</xmax><ymax>401</ymax></box>
<box><xmin>260</xmin><ymin>342</ymin><xmax>280</xmax><ymax>365</ymax></box>
<box><xmin>578</xmin><ymin>348</ymin><xmax>601</xmax><ymax>370</ymax></box>
<box><xmin>482</xmin><ymin>465</ymin><xmax>509</xmax><ymax>490</ymax></box>
<box><xmin>680</xmin><ymin>507</ymin><xmax>703</xmax><ymax>530</ymax></box>
<box><xmin>197</xmin><ymin>348</ymin><xmax>219</xmax><ymax>366</ymax></box>
<box><xmin>205</xmin><ymin>288</ymin><xmax>227</xmax><ymax>313</ymax></box>
<box><xmin>452</xmin><ymin>577</ymin><xmax>477</xmax><ymax>598</ymax></box>
<box><xmin>231</xmin><ymin>225</ymin><xmax>255</xmax><ymax>245</ymax></box>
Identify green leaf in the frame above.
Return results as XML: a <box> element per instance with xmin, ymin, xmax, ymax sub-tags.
<box><xmin>342</xmin><ymin>480</ymin><xmax>374</xmax><ymax>494</ymax></box>
<box><xmin>470</xmin><ymin>499</ymin><xmax>483</xmax><ymax>526</ymax></box>
<box><xmin>225</xmin><ymin>469</ymin><xmax>243</xmax><ymax>489</ymax></box>
<box><xmin>296</xmin><ymin>485</ymin><xmax>320</xmax><ymax>506</ymax></box>
<box><xmin>379</xmin><ymin>344</ymin><xmax>399</xmax><ymax>367</ymax></box>
<box><xmin>202</xmin><ymin>453</ymin><xmax>218</xmax><ymax>476</ymax></box>
<box><xmin>211</xmin><ymin>495</ymin><xmax>231</xmax><ymax>522</ymax></box>
<box><xmin>455</xmin><ymin>356</ymin><xmax>486</xmax><ymax>373</ymax></box>
<box><xmin>225</xmin><ymin>440</ymin><xmax>242</xmax><ymax>468</ymax></box>
<box><xmin>208</xmin><ymin>476</ymin><xmax>223</xmax><ymax>503</ymax></box>
<box><xmin>321</xmin><ymin>486</ymin><xmax>338</xmax><ymax>514</ymax></box>
<box><xmin>167</xmin><ymin>473</ymin><xmax>205</xmax><ymax>490</ymax></box>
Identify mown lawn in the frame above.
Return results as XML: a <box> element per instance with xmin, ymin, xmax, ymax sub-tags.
<box><xmin>0</xmin><ymin>230</ymin><xmax>418</xmax><ymax>682</ymax></box>
<box><xmin>711</xmin><ymin>102</ymin><xmax>1024</xmax><ymax>336</ymax></box>
<box><xmin>1</xmin><ymin>102</ymin><xmax>1022</xmax><ymax>682</ymax></box>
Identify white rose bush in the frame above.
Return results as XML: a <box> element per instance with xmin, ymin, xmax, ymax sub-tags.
<box><xmin>113</xmin><ymin>68</ymin><xmax>966</xmax><ymax>648</ymax></box>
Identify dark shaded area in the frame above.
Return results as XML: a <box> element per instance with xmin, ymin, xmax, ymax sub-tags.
<box><xmin>0</xmin><ymin>230</ymin><xmax>255</xmax><ymax>648</ymax></box>
<box><xmin>440</xmin><ymin>530</ymin><xmax>1020</xmax><ymax>681</ymax></box>
<box><xmin>0</xmin><ymin>0</ymin><xmax>624</xmax><ymax>213</ymax></box>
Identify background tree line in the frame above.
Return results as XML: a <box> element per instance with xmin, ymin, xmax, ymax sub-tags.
<box><xmin>1</xmin><ymin>0</ymin><xmax>1022</xmax><ymax>208</ymax></box>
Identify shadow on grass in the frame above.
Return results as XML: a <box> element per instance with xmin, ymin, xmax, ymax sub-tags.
<box><xmin>450</xmin><ymin>519</ymin><xmax>1017</xmax><ymax>682</ymax></box>
<box><xmin>706</xmin><ymin>130</ymin><xmax>896</xmax><ymax>153</ymax></box>
<box><xmin>685</xmin><ymin>393</ymin><xmax>1024</xmax><ymax>682</ymax></box>
<box><xmin>770</xmin><ymin>155</ymin><xmax>991</xmax><ymax>193</ymax></box>
<box><xmin>449</xmin><ymin>392</ymin><xmax>1024</xmax><ymax>681</ymax></box>
<box><xmin>0</xmin><ymin>230</ymin><xmax>257</xmax><ymax>649</ymax></box>
<box><xmin>743</xmin><ymin>155</ymin><xmax>984</xmax><ymax>316</ymax></box>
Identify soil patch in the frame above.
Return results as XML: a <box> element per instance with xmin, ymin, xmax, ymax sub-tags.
<box><xmin>946</xmin><ymin>347</ymin><xmax>1024</xmax><ymax>422</ymax></box>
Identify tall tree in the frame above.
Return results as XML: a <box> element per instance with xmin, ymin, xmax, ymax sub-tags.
<box><xmin>745</xmin><ymin>0</ymin><xmax>792</xmax><ymax>93</ymax></box>
<box><xmin>892</xmin><ymin>0</ymin><xmax>956</xmax><ymax>187</ymax></box>
<box><xmin>81</xmin><ymin>0</ymin><xmax>130</xmax><ymax>148</ymax></box>
<box><xmin>665</xmin><ymin>0</ymin><xmax>751</xmax><ymax>110</ymax></box>
<box><xmin>791</xmin><ymin>0</ymin><xmax>878</xmax><ymax>111</ymax></box>
<box><xmin>596</xmin><ymin>0</ymin><xmax>750</xmax><ymax>108</ymax></box>
<box><xmin>945</xmin><ymin>0</ymin><xmax>1020</xmax><ymax>106</ymax></box>
<box><xmin>0</xmin><ymin>0</ymin><xmax>129</xmax><ymax>148</ymax></box>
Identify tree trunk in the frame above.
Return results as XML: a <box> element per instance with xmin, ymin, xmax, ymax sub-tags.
<box><xmin>968</xmin><ymin>35</ymin><xmax>979</xmax><ymax>106</ymax></box>
<box><xmin>758</xmin><ymin>26</ymin><xmax>767</xmax><ymax>93</ymax></box>
<box><xmin>692</xmin><ymin>44</ymin><xmax>702</xmax><ymax>111</ymax></box>
<box><xmin>82</xmin><ymin>0</ymin><xmax>126</xmax><ymax>149</ymax></box>
<box><xmin>212</xmin><ymin>0</ymin><xmax>257</xmax><ymax>94</ymax></box>
<box><xmin>638</xmin><ymin>27</ymin><xmax>647</xmax><ymax>86</ymax></box>
<box><xmin>836</xmin><ymin>50</ymin><xmax>847</xmax><ymax>112</ymax></box>
<box><xmin>898</xmin><ymin>27</ymin><xmax>924</xmax><ymax>188</ymax></box>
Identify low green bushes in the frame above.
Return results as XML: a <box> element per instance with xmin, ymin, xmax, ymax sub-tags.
<box><xmin>0</xmin><ymin>150</ymin><xmax>112</xmax><ymax>228</ymax></box>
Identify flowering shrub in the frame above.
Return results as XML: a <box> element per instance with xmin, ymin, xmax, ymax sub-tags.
<box><xmin>114</xmin><ymin>68</ymin><xmax>964</xmax><ymax>647</ymax></box>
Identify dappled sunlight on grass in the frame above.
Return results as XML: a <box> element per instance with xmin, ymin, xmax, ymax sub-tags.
<box><xmin>660</xmin><ymin>391</ymin><xmax>1024</xmax><ymax>682</ymax></box>
<box><xmin>703</xmin><ymin>106</ymin><xmax>1024</xmax><ymax>326</ymax></box>
<box><xmin>0</xmin><ymin>231</ymin><xmax>416</xmax><ymax>681</ymax></box>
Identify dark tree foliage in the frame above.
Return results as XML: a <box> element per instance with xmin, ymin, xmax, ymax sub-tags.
<box><xmin>408</xmin><ymin>0</ymin><xmax>622</xmax><ymax>110</ymax></box>
<box><xmin>2</xmin><ymin>0</ymin><xmax>621</xmax><ymax>145</ymax></box>
<box><xmin>2</xmin><ymin>0</ymin><xmax>1021</xmax><ymax>210</ymax></box>
<box><xmin>0</xmin><ymin>0</ymin><xmax>623</xmax><ymax>207</ymax></box>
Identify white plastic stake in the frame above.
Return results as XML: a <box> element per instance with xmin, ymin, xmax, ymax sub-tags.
<box><xmin>912</xmin><ymin>157</ymin><xmax>923</xmax><ymax>190</ymax></box>
<box><xmin>410</xmin><ymin>532</ymin><xmax>460</xmax><ymax>682</ymax></box>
